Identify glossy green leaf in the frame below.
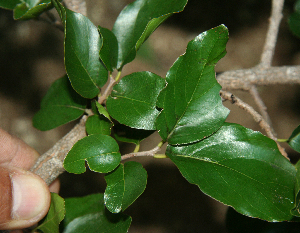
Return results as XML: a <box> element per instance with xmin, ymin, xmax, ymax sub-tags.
<box><xmin>51</xmin><ymin>0</ymin><xmax>107</xmax><ymax>98</ymax></box>
<box><xmin>86</xmin><ymin>115</ymin><xmax>112</xmax><ymax>136</ymax></box>
<box><xmin>113</xmin><ymin>123</ymin><xmax>154</xmax><ymax>145</ymax></box>
<box><xmin>33</xmin><ymin>75</ymin><xmax>86</xmax><ymax>131</ymax></box>
<box><xmin>96</xmin><ymin>101</ymin><xmax>112</xmax><ymax>121</ymax></box>
<box><xmin>288</xmin><ymin>124</ymin><xmax>300</xmax><ymax>153</ymax></box>
<box><xmin>64</xmin><ymin>134</ymin><xmax>121</xmax><ymax>174</ymax></box>
<box><xmin>106</xmin><ymin>71</ymin><xmax>166</xmax><ymax>130</ymax></box>
<box><xmin>13</xmin><ymin>0</ymin><xmax>53</xmax><ymax>20</ymax></box>
<box><xmin>104</xmin><ymin>161</ymin><xmax>147</xmax><ymax>213</ymax></box>
<box><xmin>0</xmin><ymin>0</ymin><xmax>21</xmax><ymax>10</ymax></box>
<box><xmin>98</xmin><ymin>26</ymin><xmax>118</xmax><ymax>72</ymax></box>
<box><xmin>63</xmin><ymin>194</ymin><xmax>131</xmax><ymax>233</ymax></box>
<box><xmin>35</xmin><ymin>193</ymin><xmax>65</xmax><ymax>233</ymax></box>
<box><xmin>156</xmin><ymin>25</ymin><xmax>230</xmax><ymax>145</ymax></box>
<box><xmin>292</xmin><ymin>160</ymin><xmax>300</xmax><ymax>216</ymax></box>
<box><xmin>167</xmin><ymin>123</ymin><xmax>296</xmax><ymax>221</ymax></box>
<box><xmin>112</xmin><ymin>0</ymin><xmax>188</xmax><ymax>69</ymax></box>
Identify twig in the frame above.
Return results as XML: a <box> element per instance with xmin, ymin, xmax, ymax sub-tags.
<box><xmin>30</xmin><ymin>116</ymin><xmax>87</xmax><ymax>185</ymax></box>
<box><xmin>121</xmin><ymin>146</ymin><xmax>161</xmax><ymax>161</ymax></box>
<box><xmin>220</xmin><ymin>90</ymin><xmax>288</xmax><ymax>159</ymax></box>
<box><xmin>98</xmin><ymin>75</ymin><xmax>117</xmax><ymax>104</ymax></box>
<box><xmin>217</xmin><ymin>65</ymin><xmax>300</xmax><ymax>91</ymax></box>
<box><xmin>259</xmin><ymin>0</ymin><xmax>285</xmax><ymax>67</ymax></box>
<box><xmin>249</xmin><ymin>85</ymin><xmax>275</xmax><ymax>135</ymax></box>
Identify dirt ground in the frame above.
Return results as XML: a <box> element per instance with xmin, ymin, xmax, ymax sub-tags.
<box><xmin>1</xmin><ymin>0</ymin><xmax>300</xmax><ymax>232</ymax></box>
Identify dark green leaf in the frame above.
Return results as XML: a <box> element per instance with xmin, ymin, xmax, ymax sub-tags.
<box><xmin>289</xmin><ymin>13</ymin><xmax>300</xmax><ymax>38</ymax></box>
<box><xmin>86</xmin><ymin>115</ymin><xmax>112</xmax><ymax>135</ymax></box>
<box><xmin>0</xmin><ymin>0</ymin><xmax>21</xmax><ymax>10</ymax></box>
<box><xmin>156</xmin><ymin>25</ymin><xmax>230</xmax><ymax>145</ymax></box>
<box><xmin>104</xmin><ymin>162</ymin><xmax>147</xmax><ymax>213</ymax></box>
<box><xmin>51</xmin><ymin>0</ymin><xmax>108</xmax><ymax>98</ymax></box>
<box><xmin>62</xmin><ymin>194</ymin><xmax>131</xmax><ymax>233</ymax></box>
<box><xmin>13</xmin><ymin>0</ymin><xmax>53</xmax><ymax>20</ymax></box>
<box><xmin>112</xmin><ymin>0</ymin><xmax>188</xmax><ymax>69</ymax></box>
<box><xmin>288</xmin><ymin>124</ymin><xmax>300</xmax><ymax>153</ymax></box>
<box><xmin>167</xmin><ymin>123</ymin><xmax>296</xmax><ymax>221</ymax></box>
<box><xmin>98</xmin><ymin>26</ymin><xmax>118</xmax><ymax>72</ymax></box>
<box><xmin>64</xmin><ymin>134</ymin><xmax>121</xmax><ymax>174</ymax></box>
<box><xmin>35</xmin><ymin>193</ymin><xmax>65</xmax><ymax>233</ymax></box>
<box><xmin>106</xmin><ymin>71</ymin><xmax>166</xmax><ymax>130</ymax></box>
<box><xmin>113</xmin><ymin>123</ymin><xmax>154</xmax><ymax>145</ymax></box>
<box><xmin>292</xmin><ymin>160</ymin><xmax>300</xmax><ymax>216</ymax></box>
<box><xmin>33</xmin><ymin>75</ymin><xmax>86</xmax><ymax>131</ymax></box>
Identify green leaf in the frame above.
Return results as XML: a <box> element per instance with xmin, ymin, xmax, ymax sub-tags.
<box><xmin>85</xmin><ymin>115</ymin><xmax>112</xmax><ymax>136</ymax></box>
<box><xmin>106</xmin><ymin>71</ymin><xmax>166</xmax><ymax>130</ymax></box>
<box><xmin>112</xmin><ymin>0</ymin><xmax>188</xmax><ymax>69</ymax></box>
<box><xmin>292</xmin><ymin>160</ymin><xmax>300</xmax><ymax>216</ymax></box>
<box><xmin>104</xmin><ymin>161</ymin><xmax>147</xmax><ymax>213</ymax></box>
<box><xmin>167</xmin><ymin>123</ymin><xmax>296</xmax><ymax>221</ymax></box>
<box><xmin>288</xmin><ymin>124</ymin><xmax>300</xmax><ymax>153</ymax></box>
<box><xmin>13</xmin><ymin>0</ymin><xmax>54</xmax><ymax>20</ymax></box>
<box><xmin>156</xmin><ymin>25</ymin><xmax>230</xmax><ymax>145</ymax></box>
<box><xmin>51</xmin><ymin>0</ymin><xmax>108</xmax><ymax>98</ymax></box>
<box><xmin>64</xmin><ymin>134</ymin><xmax>121</xmax><ymax>174</ymax></box>
<box><xmin>113</xmin><ymin>123</ymin><xmax>154</xmax><ymax>145</ymax></box>
<box><xmin>0</xmin><ymin>0</ymin><xmax>21</xmax><ymax>10</ymax></box>
<box><xmin>96</xmin><ymin>101</ymin><xmax>112</xmax><ymax>121</ymax></box>
<box><xmin>62</xmin><ymin>194</ymin><xmax>131</xmax><ymax>233</ymax></box>
<box><xmin>289</xmin><ymin>13</ymin><xmax>300</xmax><ymax>38</ymax></box>
<box><xmin>35</xmin><ymin>193</ymin><xmax>65</xmax><ymax>233</ymax></box>
<box><xmin>98</xmin><ymin>26</ymin><xmax>118</xmax><ymax>72</ymax></box>
<box><xmin>33</xmin><ymin>75</ymin><xmax>86</xmax><ymax>131</ymax></box>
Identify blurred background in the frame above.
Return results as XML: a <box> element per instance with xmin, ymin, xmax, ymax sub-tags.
<box><xmin>1</xmin><ymin>0</ymin><xmax>300</xmax><ymax>232</ymax></box>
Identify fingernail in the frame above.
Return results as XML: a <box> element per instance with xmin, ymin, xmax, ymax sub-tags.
<box><xmin>11</xmin><ymin>173</ymin><xmax>49</xmax><ymax>220</ymax></box>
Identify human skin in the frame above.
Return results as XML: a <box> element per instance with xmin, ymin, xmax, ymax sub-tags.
<box><xmin>0</xmin><ymin>128</ymin><xmax>59</xmax><ymax>232</ymax></box>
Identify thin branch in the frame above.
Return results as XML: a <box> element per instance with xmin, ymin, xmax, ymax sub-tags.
<box><xmin>121</xmin><ymin>146</ymin><xmax>161</xmax><ymax>161</ymax></box>
<box><xmin>30</xmin><ymin>116</ymin><xmax>87</xmax><ymax>185</ymax></box>
<box><xmin>220</xmin><ymin>90</ymin><xmax>288</xmax><ymax>159</ymax></box>
<box><xmin>217</xmin><ymin>65</ymin><xmax>300</xmax><ymax>91</ymax></box>
<box><xmin>249</xmin><ymin>85</ymin><xmax>275</xmax><ymax>135</ymax></box>
<box><xmin>98</xmin><ymin>75</ymin><xmax>117</xmax><ymax>104</ymax></box>
<box><xmin>259</xmin><ymin>0</ymin><xmax>285</xmax><ymax>67</ymax></box>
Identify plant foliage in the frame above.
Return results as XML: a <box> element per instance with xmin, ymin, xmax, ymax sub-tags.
<box><xmin>1</xmin><ymin>0</ymin><xmax>300</xmax><ymax>232</ymax></box>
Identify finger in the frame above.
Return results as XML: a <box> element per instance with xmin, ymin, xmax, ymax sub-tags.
<box><xmin>0</xmin><ymin>128</ymin><xmax>40</xmax><ymax>169</ymax></box>
<box><xmin>0</xmin><ymin>166</ymin><xmax>50</xmax><ymax>230</ymax></box>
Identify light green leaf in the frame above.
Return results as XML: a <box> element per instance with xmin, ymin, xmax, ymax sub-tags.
<box><xmin>98</xmin><ymin>26</ymin><xmax>118</xmax><ymax>72</ymax></box>
<box><xmin>13</xmin><ymin>0</ymin><xmax>54</xmax><ymax>20</ymax></box>
<box><xmin>106</xmin><ymin>71</ymin><xmax>166</xmax><ymax>130</ymax></box>
<box><xmin>156</xmin><ymin>25</ymin><xmax>230</xmax><ymax>145</ymax></box>
<box><xmin>33</xmin><ymin>75</ymin><xmax>86</xmax><ymax>131</ymax></box>
<box><xmin>51</xmin><ymin>0</ymin><xmax>108</xmax><ymax>98</ymax></box>
<box><xmin>64</xmin><ymin>134</ymin><xmax>121</xmax><ymax>174</ymax></box>
<box><xmin>95</xmin><ymin>101</ymin><xmax>112</xmax><ymax>121</ymax></box>
<box><xmin>112</xmin><ymin>0</ymin><xmax>188</xmax><ymax>69</ymax></box>
<box><xmin>35</xmin><ymin>193</ymin><xmax>65</xmax><ymax>233</ymax></box>
<box><xmin>63</xmin><ymin>194</ymin><xmax>131</xmax><ymax>233</ymax></box>
<box><xmin>85</xmin><ymin>115</ymin><xmax>112</xmax><ymax>136</ymax></box>
<box><xmin>104</xmin><ymin>162</ymin><xmax>147</xmax><ymax>213</ymax></box>
<box><xmin>167</xmin><ymin>123</ymin><xmax>296</xmax><ymax>221</ymax></box>
<box><xmin>288</xmin><ymin>124</ymin><xmax>300</xmax><ymax>153</ymax></box>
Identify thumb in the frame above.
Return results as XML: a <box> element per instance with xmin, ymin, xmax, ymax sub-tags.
<box><xmin>0</xmin><ymin>166</ymin><xmax>50</xmax><ymax>230</ymax></box>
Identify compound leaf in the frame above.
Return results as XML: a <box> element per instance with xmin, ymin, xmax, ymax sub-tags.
<box><xmin>112</xmin><ymin>0</ymin><xmax>188</xmax><ymax>69</ymax></box>
<box><xmin>33</xmin><ymin>75</ymin><xmax>86</xmax><ymax>131</ymax></box>
<box><xmin>156</xmin><ymin>25</ymin><xmax>230</xmax><ymax>145</ymax></box>
<box><xmin>106</xmin><ymin>71</ymin><xmax>166</xmax><ymax>130</ymax></box>
<box><xmin>35</xmin><ymin>193</ymin><xmax>65</xmax><ymax>233</ymax></box>
<box><xmin>288</xmin><ymin>124</ymin><xmax>300</xmax><ymax>153</ymax></box>
<box><xmin>104</xmin><ymin>162</ymin><xmax>147</xmax><ymax>213</ymax></box>
<box><xmin>167</xmin><ymin>123</ymin><xmax>296</xmax><ymax>221</ymax></box>
<box><xmin>64</xmin><ymin>134</ymin><xmax>121</xmax><ymax>174</ymax></box>
<box><xmin>51</xmin><ymin>0</ymin><xmax>107</xmax><ymax>98</ymax></box>
<box><xmin>63</xmin><ymin>194</ymin><xmax>131</xmax><ymax>233</ymax></box>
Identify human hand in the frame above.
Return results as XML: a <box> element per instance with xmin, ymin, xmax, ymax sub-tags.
<box><xmin>0</xmin><ymin>128</ymin><xmax>59</xmax><ymax>231</ymax></box>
